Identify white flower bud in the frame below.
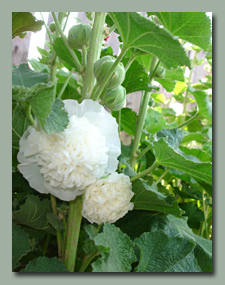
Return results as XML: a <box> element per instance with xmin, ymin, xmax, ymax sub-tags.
<box><xmin>82</xmin><ymin>172</ymin><xmax>134</xmax><ymax>224</ymax></box>
<box><xmin>17</xmin><ymin>99</ymin><xmax>121</xmax><ymax>201</ymax></box>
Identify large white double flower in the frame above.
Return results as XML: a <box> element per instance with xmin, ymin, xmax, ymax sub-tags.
<box><xmin>17</xmin><ymin>99</ymin><xmax>121</xmax><ymax>201</ymax></box>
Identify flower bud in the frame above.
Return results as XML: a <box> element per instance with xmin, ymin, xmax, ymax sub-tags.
<box><xmin>49</xmin><ymin>23</ymin><xmax>56</xmax><ymax>33</ymax></box>
<box><xmin>154</xmin><ymin>66</ymin><xmax>166</xmax><ymax>79</ymax></box>
<box><xmin>68</xmin><ymin>23</ymin><xmax>92</xmax><ymax>49</ymax></box>
<box><xmin>94</xmin><ymin>56</ymin><xmax>126</xmax><ymax>89</ymax></box>
<box><xmin>101</xmin><ymin>85</ymin><xmax>126</xmax><ymax>111</ymax></box>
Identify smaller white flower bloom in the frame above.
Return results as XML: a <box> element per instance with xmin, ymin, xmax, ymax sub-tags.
<box><xmin>82</xmin><ymin>172</ymin><xmax>134</xmax><ymax>224</ymax></box>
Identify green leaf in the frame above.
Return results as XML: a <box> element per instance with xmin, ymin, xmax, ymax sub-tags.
<box><xmin>12</xmin><ymin>12</ymin><xmax>44</xmax><ymax>38</ymax></box>
<box><xmin>117</xmin><ymin>211</ymin><xmax>212</xmax><ymax>272</ymax></box>
<box><xmin>108</xmin><ymin>12</ymin><xmax>191</xmax><ymax>69</ymax></box>
<box><xmin>44</xmin><ymin>99</ymin><xmax>69</xmax><ymax>134</ymax></box>
<box><xmin>12</xmin><ymin>224</ymin><xmax>31</xmax><ymax>269</ymax></box>
<box><xmin>92</xmin><ymin>223</ymin><xmax>136</xmax><ymax>272</ymax></box>
<box><xmin>21</xmin><ymin>256</ymin><xmax>68</xmax><ymax>272</ymax></box>
<box><xmin>179</xmin><ymin>146</ymin><xmax>212</xmax><ymax>163</ymax></box>
<box><xmin>173</xmin><ymin>183</ymin><xmax>202</xmax><ymax>200</ymax></box>
<box><xmin>27</xmin><ymin>58</ymin><xmax>50</xmax><ymax>73</ymax></box>
<box><xmin>132</xmin><ymin>180</ymin><xmax>183</xmax><ymax>218</ymax></box>
<box><xmin>112</xmin><ymin>108</ymin><xmax>137</xmax><ymax>136</ymax></box>
<box><xmin>12</xmin><ymin>102</ymin><xmax>30</xmax><ymax>147</ymax></box>
<box><xmin>181</xmin><ymin>132</ymin><xmax>207</xmax><ymax>145</ymax></box>
<box><xmin>134</xmin><ymin>231</ymin><xmax>200</xmax><ymax>272</ymax></box>
<box><xmin>191</xmin><ymin>90</ymin><xmax>212</xmax><ymax>122</ymax></box>
<box><xmin>155</xmin><ymin>67</ymin><xmax>185</xmax><ymax>92</ymax></box>
<box><xmin>12</xmin><ymin>82</ymin><xmax>53</xmax><ymax>102</ymax></box>
<box><xmin>12</xmin><ymin>195</ymin><xmax>55</xmax><ymax>235</ymax></box>
<box><xmin>29</xmin><ymin>84</ymin><xmax>55</xmax><ymax>129</ymax></box>
<box><xmin>12</xmin><ymin>63</ymin><xmax>49</xmax><ymax>88</ymax></box>
<box><xmin>46</xmin><ymin>213</ymin><xmax>65</xmax><ymax>232</ymax></box>
<box><xmin>148</xmin><ymin>12</ymin><xmax>211</xmax><ymax>51</ymax></box>
<box><xmin>152</xmin><ymin>138</ymin><xmax>212</xmax><ymax>185</ymax></box>
<box><xmin>179</xmin><ymin>202</ymin><xmax>204</xmax><ymax>230</ymax></box>
<box><xmin>53</xmin><ymin>37</ymin><xmax>82</xmax><ymax>70</ymax></box>
<box><xmin>122</xmin><ymin>58</ymin><xmax>151</xmax><ymax>94</ymax></box>
<box><xmin>151</xmin><ymin>92</ymin><xmax>166</xmax><ymax>104</ymax></box>
<box><xmin>145</xmin><ymin>108</ymin><xmax>167</xmax><ymax>134</ymax></box>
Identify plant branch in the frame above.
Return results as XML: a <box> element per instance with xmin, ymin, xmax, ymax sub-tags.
<box><xmin>51</xmin><ymin>12</ymin><xmax>83</xmax><ymax>74</ymax></box>
<box><xmin>130</xmin><ymin>161</ymin><xmax>159</xmax><ymax>182</ymax></box>
<box><xmin>50</xmin><ymin>194</ymin><xmax>63</xmax><ymax>259</ymax></box>
<box><xmin>79</xmin><ymin>250</ymin><xmax>99</xmax><ymax>272</ymax></box>
<box><xmin>63</xmin><ymin>195</ymin><xmax>83</xmax><ymax>272</ymax></box>
<box><xmin>57</xmin><ymin>68</ymin><xmax>75</xmax><ymax>99</ymax></box>
<box><xmin>129</xmin><ymin>57</ymin><xmax>159</xmax><ymax>168</ymax></box>
<box><xmin>82</xmin><ymin>12</ymin><xmax>106</xmax><ymax>100</ymax></box>
<box><xmin>155</xmin><ymin>168</ymin><xmax>170</xmax><ymax>185</ymax></box>
<box><xmin>175</xmin><ymin>111</ymin><xmax>199</xmax><ymax>129</ymax></box>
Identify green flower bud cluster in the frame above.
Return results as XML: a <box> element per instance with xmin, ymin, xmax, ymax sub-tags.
<box><xmin>49</xmin><ymin>23</ymin><xmax>56</xmax><ymax>33</ymax></box>
<box><xmin>68</xmin><ymin>23</ymin><xmax>92</xmax><ymax>49</ymax></box>
<box><xmin>94</xmin><ymin>56</ymin><xmax>125</xmax><ymax>90</ymax></box>
<box><xmin>154</xmin><ymin>66</ymin><xmax>166</xmax><ymax>79</ymax></box>
<box><xmin>94</xmin><ymin>56</ymin><xmax>126</xmax><ymax>111</ymax></box>
<box><xmin>100</xmin><ymin>85</ymin><xmax>126</xmax><ymax>111</ymax></box>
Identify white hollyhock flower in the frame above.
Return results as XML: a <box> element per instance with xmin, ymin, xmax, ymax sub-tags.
<box><xmin>17</xmin><ymin>99</ymin><xmax>121</xmax><ymax>201</ymax></box>
<box><xmin>82</xmin><ymin>172</ymin><xmax>134</xmax><ymax>224</ymax></box>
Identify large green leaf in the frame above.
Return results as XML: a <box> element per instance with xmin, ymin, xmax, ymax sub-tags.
<box><xmin>152</xmin><ymin>138</ymin><xmax>212</xmax><ymax>185</ymax></box>
<box><xmin>12</xmin><ymin>12</ymin><xmax>44</xmax><ymax>38</ymax></box>
<box><xmin>12</xmin><ymin>102</ymin><xmax>30</xmax><ymax>147</ymax></box>
<box><xmin>53</xmin><ymin>37</ymin><xmax>82</xmax><ymax>70</ymax></box>
<box><xmin>147</xmin><ymin>12</ymin><xmax>212</xmax><ymax>51</ymax></box>
<box><xmin>108</xmin><ymin>12</ymin><xmax>191</xmax><ymax>69</ymax></box>
<box><xmin>29</xmin><ymin>84</ymin><xmax>55</xmax><ymax>129</ymax></box>
<box><xmin>116</xmin><ymin>211</ymin><xmax>212</xmax><ymax>272</ymax></box>
<box><xmin>44</xmin><ymin>99</ymin><xmax>69</xmax><ymax>134</ymax></box>
<box><xmin>179</xmin><ymin>202</ymin><xmax>204</xmax><ymax>230</ymax></box>
<box><xmin>190</xmin><ymin>90</ymin><xmax>212</xmax><ymax>122</ymax></box>
<box><xmin>12</xmin><ymin>195</ymin><xmax>55</xmax><ymax>235</ymax></box>
<box><xmin>12</xmin><ymin>224</ymin><xmax>31</xmax><ymax>269</ymax></box>
<box><xmin>155</xmin><ymin>67</ymin><xmax>185</xmax><ymax>92</ymax></box>
<box><xmin>112</xmin><ymin>107</ymin><xmax>137</xmax><ymax>137</ymax></box>
<box><xmin>21</xmin><ymin>256</ymin><xmax>68</xmax><ymax>272</ymax></box>
<box><xmin>122</xmin><ymin>58</ymin><xmax>152</xmax><ymax>94</ymax></box>
<box><xmin>12</xmin><ymin>63</ymin><xmax>49</xmax><ymax>88</ymax></box>
<box><xmin>132</xmin><ymin>180</ymin><xmax>183</xmax><ymax>218</ymax></box>
<box><xmin>144</xmin><ymin>108</ymin><xmax>167</xmax><ymax>134</ymax></box>
<box><xmin>92</xmin><ymin>223</ymin><xmax>136</xmax><ymax>272</ymax></box>
<box><xmin>134</xmin><ymin>231</ymin><xmax>201</xmax><ymax>272</ymax></box>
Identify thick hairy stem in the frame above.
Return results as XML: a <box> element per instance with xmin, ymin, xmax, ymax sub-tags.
<box><xmin>63</xmin><ymin>196</ymin><xmax>83</xmax><ymax>272</ymax></box>
<box><xmin>82</xmin><ymin>12</ymin><xmax>106</xmax><ymax>99</ymax></box>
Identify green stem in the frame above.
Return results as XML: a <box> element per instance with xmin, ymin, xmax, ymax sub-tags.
<box><xmin>40</xmin><ymin>12</ymin><xmax>53</xmax><ymax>44</ymax></box>
<box><xmin>202</xmin><ymin>191</ymin><xmax>209</xmax><ymax>239</ymax></box>
<box><xmin>155</xmin><ymin>168</ymin><xmax>170</xmax><ymax>185</ymax></box>
<box><xmin>24</xmin><ymin>103</ymin><xmax>36</xmax><ymax>126</ymax></box>
<box><xmin>130</xmin><ymin>161</ymin><xmax>159</xmax><ymax>182</ymax></box>
<box><xmin>79</xmin><ymin>250</ymin><xmax>99</xmax><ymax>272</ymax></box>
<box><xmin>82</xmin><ymin>12</ymin><xmax>106</xmax><ymax>100</ymax></box>
<box><xmin>50</xmin><ymin>194</ymin><xmax>63</xmax><ymax>259</ymax></box>
<box><xmin>63</xmin><ymin>195</ymin><xmax>83</xmax><ymax>272</ymax></box>
<box><xmin>63</xmin><ymin>12</ymin><xmax>70</xmax><ymax>32</ymax></box>
<box><xmin>129</xmin><ymin>57</ymin><xmax>159</xmax><ymax>168</ymax></box>
<box><xmin>57</xmin><ymin>68</ymin><xmax>75</xmax><ymax>99</ymax></box>
<box><xmin>51</xmin><ymin>12</ymin><xmax>83</xmax><ymax>74</ymax></box>
<box><xmin>182</xmin><ymin>68</ymin><xmax>193</xmax><ymax>123</ymax></box>
<box><xmin>91</xmin><ymin>46</ymin><xmax>128</xmax><ymax>101</ymax></box>
<box><xmin>43</xmin><ymin>234</ymin><xmax>51</xmax><ymax>256</ymax></box>
<box><xmin>82</xmin><ymin>45</ymin><xmax>87</xmax><ymax>69</ymax></box>
<box><xmin>136</xmin><ymin>144</ymin><xmax>152</xmax><ymax>161</ymax></box>
<box><xmin>176</xmin><ymin>111</ymin><xmax>199</xmax><ymax>129</ymax></box>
